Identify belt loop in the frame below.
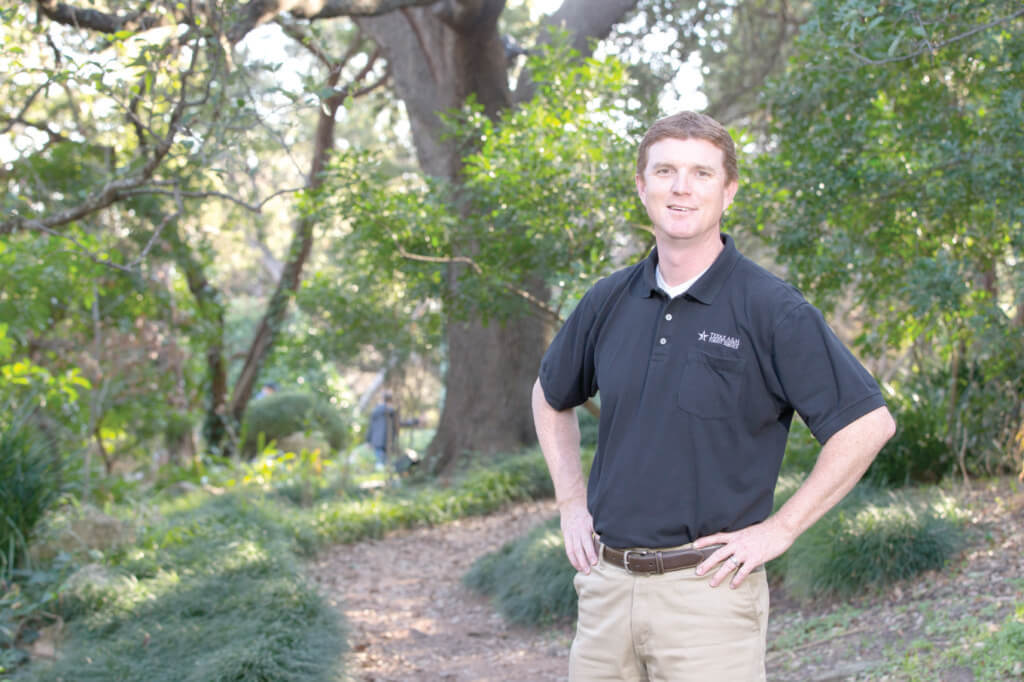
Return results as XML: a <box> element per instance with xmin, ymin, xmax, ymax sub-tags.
<box><xmin>655</xmin><ymin>551</ymin><xmax>665</xmax><ymax>575</ymax></box>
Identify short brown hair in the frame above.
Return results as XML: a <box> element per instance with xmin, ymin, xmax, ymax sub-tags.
<box><xmin>636</xmin><ymin>111</ymin><xmax>738</xmax><ymax>185</ymax></box>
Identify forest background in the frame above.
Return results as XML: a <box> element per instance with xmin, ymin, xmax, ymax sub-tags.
<box><xmin>1</xmin><ymin>0</ymin><xmax>1023</xmax><ymax>679</ymax></box>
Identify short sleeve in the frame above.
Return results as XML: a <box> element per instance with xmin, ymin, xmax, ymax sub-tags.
<box><xmin>772</xmin><ymin>303</ymin><xmax>886</xmax><ymax>444</ymax></box>
<box><xmin>539</xmin><ymin>290</ymin><xmax>600</xmax><ymax>411</ymax></box>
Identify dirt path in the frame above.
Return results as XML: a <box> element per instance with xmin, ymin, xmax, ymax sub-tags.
<box><xmin>307</xmin><ymin>478</ymin><xmax>1024</xmax><ymax>681</ymax></box>
<box><xmin>306</xmin><ymin>500</ymin><xmax>573</xmax><ymax>681</ymax></box>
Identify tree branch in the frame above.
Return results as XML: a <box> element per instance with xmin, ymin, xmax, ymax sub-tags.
<box><xmin>120</xmin><ymin>184</ymin><xmax>305</xmax><ymax>212</ymax></box>
<box><xmin>35</xmin><ymin>0</ymin><xmax>174</xmax><ymax>34</ymax></box>
<box><xmin>0</xmin><ymin>81</ymin><xmax>50</xmax><ymax>135</ymax></box>
<box><xmin>36</xmin><ymin>0</ymin><xmax>441</xmax><ymax>45</ymax></box>
<box><xmin>849</xmin><ymin>7</ymin><xmax>1024</xmax><ymax>65</ymax></box>
<box><xmin>226</xmin><ymin>0</ymin><xmax>440</xmax><ymax>44</ymax></box>
<box><xmin>513</xmin><ymin>0</ymin><xmax>639</xmax><ymax>103</ymax></box>
<box><xmin>1</xmin><ymin>34</ymin><xmax>202</xmax><ymax>236</ymax></box>
<box><xmin>394</xmin><ymin>245</ymin><xmax>563</xmax><ymax>325</ymax></box>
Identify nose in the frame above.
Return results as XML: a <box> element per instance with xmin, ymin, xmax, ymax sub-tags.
<box><xmin>671</xmin><ymin>172</ymin><xmax>690</xmax><ymax>194</ymax></box>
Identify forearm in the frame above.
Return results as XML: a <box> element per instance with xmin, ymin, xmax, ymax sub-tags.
<box><xmin>532</xmin><ymin>378</ymin><xmax>599</xmax><ymax>571</ymax></box>
<box><xmin>771</xmin><ymin>405</ymin><xmax>897</xmax><ymax>542</ymax></box>
<box><xmin>694</xmin><ymin>405</ymin><xmax>896</xmax><ymax>587</ymax></box>
<box><xmin>531</xmin><ymin>378</ymin><xmax>586</xmax><ymax>508</ymax></box>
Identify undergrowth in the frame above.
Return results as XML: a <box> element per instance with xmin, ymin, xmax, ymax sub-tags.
<box><xmin>8</xmin><ymin>449</ymin><xmax>559</xmax><ymax>681</ymax></box>
<box><xmin>466</xmin><ymin>477</ymin><xmax>968</xmax><ymax>627</ymax></box>
<box><xmin>463</xmin><ymin>517</ymin><xmax>574</xmax><ymax>625</ymax></box>
<box><xmin>19</xmin><ymin>492</ymin><xmax>346</xmax><ymax>682</ymax></box>
<box><xmin>771</xmin><ymin>484</ymin><xmax>966</xmax><ymax>601</ymax></box>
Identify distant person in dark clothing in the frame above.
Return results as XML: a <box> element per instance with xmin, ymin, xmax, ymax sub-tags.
<box><xmin>367</xmin><ymin>391</ymin><xmax>398</xmax><ymax>471</ymax></box>
<box><xmin>255</xmin><ymin>381</ymin><xmax>279</xmax><ymax>400</ymax></box>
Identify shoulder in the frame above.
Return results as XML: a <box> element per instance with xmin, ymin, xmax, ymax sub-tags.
<box><xmin>580</xmin><ymin>258</ymin><xmax>647</xmax><ymax>311</ymax></box>
<box><xmin>732</xmin><ymin>254</ymin><xmax>807</xmax><ymax>317</ymax></box>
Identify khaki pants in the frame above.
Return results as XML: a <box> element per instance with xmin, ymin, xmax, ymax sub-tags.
<box><xmin>569</xmin><ymin>546</ymin><xmax>769</xmax><ymax>681</ymax></box>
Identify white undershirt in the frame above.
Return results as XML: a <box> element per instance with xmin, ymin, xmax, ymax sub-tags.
<box><xmin>657</xmin><ymin>264</ymin><xmax>710</xmax><ymax>298</ymax></box>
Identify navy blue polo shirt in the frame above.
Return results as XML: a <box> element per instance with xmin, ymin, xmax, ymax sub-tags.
<box><xmin>539</xmin><ymin>234</ymin><xmax>886</xmax><ymax>549</ymax></box>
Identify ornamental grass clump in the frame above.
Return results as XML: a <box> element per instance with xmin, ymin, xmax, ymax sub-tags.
<box><xmin>778</xmin><ymin>485</ymin><xmax>966</xmax><ymax>601</ymax></box>
<box><xmin>0</xmin><ymin>418</ymin><xmax>61</xmax><ymax>580</ymax></box>
<box><xmin>464</xmin><ymin>517</ymin><xmax>576</xmax><ymax>626</ymax></box>
<box><xmin>32</xmin><ymin>490</ymin><xmax>346</xmax><ymax>682</ymax></box>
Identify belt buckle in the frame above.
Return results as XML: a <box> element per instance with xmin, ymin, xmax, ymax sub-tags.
<box><xmin>622</xmin><ymin>549</ymin><xmax>650</xmax><ymax>574</ymax></box>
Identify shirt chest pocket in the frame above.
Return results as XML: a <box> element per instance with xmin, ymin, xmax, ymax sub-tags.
<box><xmin>677</xmin><ymin>351</ymin><xmax>746</xmax><ymax>419</ymax></box>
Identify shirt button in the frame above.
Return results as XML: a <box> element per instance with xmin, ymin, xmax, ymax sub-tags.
<box><xmin>659</xmin><ymin>337</ymin><xmax>667</xmax><ymax>345</ymax></box>
<box><xmin>665</xmin><ymin>313</ymin><xmax>673</xmax><ymax>321</ymax></box>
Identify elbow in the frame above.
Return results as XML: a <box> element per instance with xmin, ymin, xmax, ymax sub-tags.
<box><xmin>879</xmin><ymin>406</ymin><xmax>897</xmax><ymax>444</ymax></box>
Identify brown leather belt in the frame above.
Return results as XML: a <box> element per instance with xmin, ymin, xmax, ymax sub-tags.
<box><xmin>602</xmin><ymin>544</ymin><xmax>721</xmax><ymax>575</ymax></box>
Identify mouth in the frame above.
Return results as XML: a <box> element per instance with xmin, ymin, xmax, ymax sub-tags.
<box><xmin>668</xmin><ymin>205</ymin><xmax>696</xmax><ymax>213</ymax></box>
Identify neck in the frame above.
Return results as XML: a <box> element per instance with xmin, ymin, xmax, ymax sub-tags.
<box><xmin>655</xmin><ymin>231</ymin><xmax>724</xmax><ymax>287</ymax></box>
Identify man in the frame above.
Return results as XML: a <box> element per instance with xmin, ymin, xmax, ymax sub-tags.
<box><xmin>366</xmin><ymin>391</ymin><xmax>398</xmax><ymax>471</ymax></box>
<box><xmin>532</xmin><ymin>111</ymin><xmax>896</xmax><ymax>681</ymax></box>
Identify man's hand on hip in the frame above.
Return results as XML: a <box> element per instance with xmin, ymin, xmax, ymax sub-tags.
<box><xmin>692</xmin><ymin>517</ymin><xmax>794</xmax><ymax>588</ymax></box>
<box><xmin>559</xmin><ymin>496</ymin><xmax>598</xmax><ymax>574</ymax></box>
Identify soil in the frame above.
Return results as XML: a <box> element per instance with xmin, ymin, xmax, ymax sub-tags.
<box><xmin>305</xmin><ymin>477</ymin><xmax>1024</xmax><ymax>681</ymax></box>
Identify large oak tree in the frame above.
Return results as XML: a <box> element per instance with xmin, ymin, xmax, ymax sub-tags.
<box><xmin>9</xmin><ymin>0</ymin><xmax>803</xmax><ymax>471</ymax></box>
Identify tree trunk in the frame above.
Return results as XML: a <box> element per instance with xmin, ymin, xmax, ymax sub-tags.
<box><xmin>224</xmin><ymin>61</ymin><xmax>348</xmax><ymax>438</ymax></box>
<box><xmin>166</xmin><ymin>224</ymin><xmax>230</xmax><ymax>449</ymax></box>
<box><xmin>359</xmin><ymin>0</ymin><xmax>636</xmax><ymax>473</ymax></box>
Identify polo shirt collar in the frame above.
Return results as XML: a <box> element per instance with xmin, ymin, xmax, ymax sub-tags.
<box><xmin>631</xmin><ymin>233</ymin><xmax>741</xmax><ymax>304</ymax></box>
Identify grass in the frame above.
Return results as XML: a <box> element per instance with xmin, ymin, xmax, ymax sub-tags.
<box><xmin>766</xmin><ymin>603</ymin><xmax>866</xmax><ymax>652</ymax></box>
<box><xmin>6</xmin><ymin>442</ymin><xmax>999</xmax><ymax>681</ymax></box>
<box><xmin>466</xmin><ymin>476</ymin><xmax>969</xmax><ymax>629</ymax></box>
<box><xmin>772</xmin><ymin>484</ymin><xmax>967</xmax><ymax>601</ymax></box>
<box><xmin>463</xmin><ymin>517</ymin><xmax>574</xmax><ymax>625</ymax></box>
<box><xmin>285</xmin><ymin>449</ymin><xmax>559</xmax><ymax>553</ymax></box>
<box><xmin>891</xmin><ymin>602</ymin><xmax>1024</xmax><ymax>681</ymax></box>
<box><xmin>8</xmin><ymin>448</ymin><xmax>560</xmax><ymax>681</ymax></box>
<box><xmin>20</xmin><ymin>492</ymin><xmax>346</xmax><ymax>682</ymax></box>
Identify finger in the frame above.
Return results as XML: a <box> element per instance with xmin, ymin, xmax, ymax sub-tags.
<box><xmin>709</xmin><ymin>557</ymin><xmax>741</xmax><ymax>588</ymax></box>
<box><xmin>568</xmin><ymin>534</ymin><xmax>592</xmax><ymax>574</ymax></box>
<box><xmin>730</xmin><ymin>565</ymin><xmax>753</xmax><ymax>589</ymax></box>
<box><xmin>696</xmin><ymin>546</ymin><xmax>731</xmax><ymax>576</ymax></box>
<box><xmin>692</xmin><ymin>533</ymin><xmax>727</xmax><ymax>550</ymax></box>
<box><xmin>582</xmin><ymin>533</ymin><xmax>599</xmax><ymax>566</ymax></box>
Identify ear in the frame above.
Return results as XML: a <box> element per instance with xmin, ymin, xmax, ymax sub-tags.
<box><xmin>722</xmin><ymin>179</ymin><xmax>739</xmax><ymax>211</ymax></box>
<box><xmin>635</xmin><ymin>173</ymin><xmax>647</xmax><ymax>203</ymax></box>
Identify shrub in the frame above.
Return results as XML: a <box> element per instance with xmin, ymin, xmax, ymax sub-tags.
<box><xmin>873</xmin><ymin>359</ymin><xmax>1024</xmax><ymax>485</ymax></box>
<box><xmin>240</xmin><ymin>391</ymin><xmax>348</xmax><ymax>457</ymax></box>
<box><xmin>868</xmin><ymin>380</ymin><xmax>956</xmax><ymax>486</ymax></box>
<box><xmin>464</xmin><ymin>517</ymin><xmax>576</xmax><ymax>625</ymax></box>
<box><xmin>578</xmin><ymin>405</ymin><xmax>600</xmax><ymax>449</ymax></box>
<box><xmin>775</xmin><ymin>485</ymin><xmax>966</xmax><ymax>601</ymax></box>
<box><xmin>0</xmin><ymin>418</ymin><xmax>61</xmax><ymax>579</ymax></box>
<box><xmin>780</xmin><ymin>417</ymin><xmax>819</xmax><ymax>475</ymax></box>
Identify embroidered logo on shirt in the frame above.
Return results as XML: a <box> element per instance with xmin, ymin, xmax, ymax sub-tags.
<box><xmin>698</xmin><ymin>329</ymin><xmax>741</xmax><ymax>350</ymax></box>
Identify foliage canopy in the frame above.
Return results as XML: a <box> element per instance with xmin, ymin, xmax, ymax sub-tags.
<box><xmin>739</xmin><ymin>0</ymin><xmax>1024</xmax><ymax>477</ymax></box>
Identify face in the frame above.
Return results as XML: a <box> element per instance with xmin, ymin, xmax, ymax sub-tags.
<box><xmin>635</xmin><ymin>137</ymin><xmax>738</xmax><ymax>247</ymax></box>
